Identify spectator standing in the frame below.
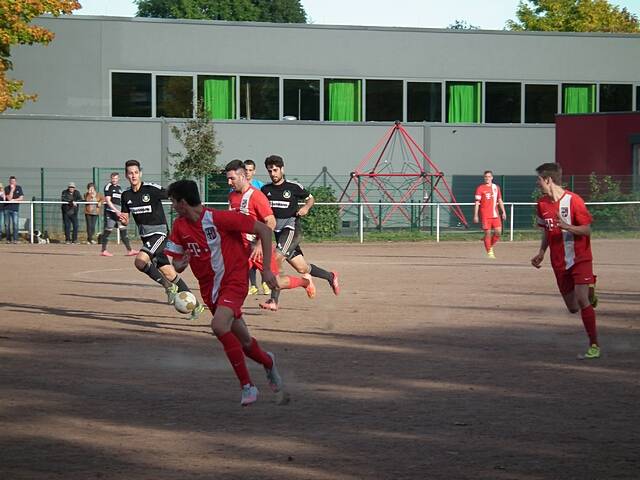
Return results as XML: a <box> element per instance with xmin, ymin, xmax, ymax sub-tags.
<box><xmin>61</xmin><ymin>182</ymin><xmax>82</xmax><ymax>244</ymax></box>
<box><xmin>4</xmin><ymin>176</ymin><xmax>24</xmax><ymax>244</ymax></box>
<box><xmin>0</xmin><ymin>183</ymin><xmax>5</xmax><ymax>241</ymax></box>
<box><xmin>84</xmin><ymin>182</ymin><xmax>102</xmax><ymax>244</ymax></box>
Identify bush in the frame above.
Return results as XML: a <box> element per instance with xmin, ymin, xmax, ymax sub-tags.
<box><xmin>588</xmin><ymin>174</ymin><xmax>640</xmax><ymax>230</ymax></box>
<box><xmin>300</xmin><ymin>186</ymin><xmax>340</xmax><ymax>239</ymax></box>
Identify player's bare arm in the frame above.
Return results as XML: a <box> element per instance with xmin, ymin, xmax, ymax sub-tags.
<box><xmin>297</xmin><ymin>195</ymin><xmax>314</xmax><ymax>217</ymax></box>
<box><xmin>531</xmin><ymin>234</ymin><xmax>549</xmax><ymax>268</ymax></box>
<box><xmin>253</xmin><ymin>221</ymin><xmax>278</xmax><ymax>289</ymax></box>
<box><xmin>473</xmin><ymin>202</ymin><xmax>480</xmax><ymax>223</ymax></box>
<box><xmin>171</xmin><ymin>251</ymin><xmax>190</xmax><ymax>274</ymax></box>
<box><xmin>499</xmin><ymin>198</ymin><xmax>507</xmax><ymax>220</ymax></box>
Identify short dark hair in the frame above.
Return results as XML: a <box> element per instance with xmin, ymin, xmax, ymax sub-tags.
<box><xmin>536</xmin><ymin>163</ymin><xmax>562</xmax><ymax>184</ymax></box>
<box><xmin>244</xmin><ymin>159</ymin><xmax>256</xmax><ymax>168</ymax></box>
<box><xmin>9</xmin><ymin>176</ymin><xmax>16</xmax><ymax>180</ymax></box>
<box><xmin>167</xmin><ymin>180</ymin><xmax>201</xmax><ymax>207</ymax></box>
<box><xmin>265</xmin><ymin>155</ymin><xmax>284</xmax><ymax>168</ymax></box>
<box><xmin>225</xmin><ymin>159</ymin><xmax>246</xmax><ymax>172</ymax></box>
<box><xmin>483</xmin><ymin>170</ymin><xmax>493</xmax><ymax>176</ymax></box>
<box><xmin>87</xmin><ymin>182</ymin><xmax>95</xmax><ymax>189</ymax></box>
<box><xmin>110</xmin><ymin>172</ymin><xmax>119</xmax><ymax>178</ymax></box>
<box><xmin>125</xmin><ymin>159</ymin><xmax>141</xmax><ymax>171</ymax></box>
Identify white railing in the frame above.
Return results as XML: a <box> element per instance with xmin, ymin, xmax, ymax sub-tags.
<box><xmin>6</xmin><ymin>200</ymin><xmax>640</xmax><ymax>244</ymax></box>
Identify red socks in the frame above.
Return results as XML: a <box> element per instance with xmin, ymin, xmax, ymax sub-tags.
<box><xmin>580</xmin><ymin>306</ymin><xmax>598</xmax><ymax>345</ymax></box>
<box><xmin>491</xmin><ymin>233</ymin><xmax>500</xmax><ymax>247</ymax></box>
<box><xmin>217</xmin><ymin>331</ymin><xmax>251</xmax><ymax>386</ymax></box>
<box><xmin>483</xmin><ymin>236</ymin><xmax>492</xmax><ymax>252</ymax></box>
<box><xmin>242</xmin><ymin>337</ymin><xmax>273</xmax><ymax>369</ymax></box>
<box><xmin>283</xmin><ymin>275</ymin><xmax>308</xmax><ymax>290</ymax></box>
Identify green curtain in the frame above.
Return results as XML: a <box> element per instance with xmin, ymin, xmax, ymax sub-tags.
<box><xmin>563</xmin><ymin>84</ymin><xmax>596</xmax><ymax>114</ymax></box>
<box><xmin>204</xmin><ymin>77</ymin><xmax>235</xmax><ymax>119</ymax></box>
<box><xmin>447</xmin><ymin>82</ymin><xmax>481</xmax><ymax>123</ymax></box>
<box><xmin>328</xmin><ymin>80</ymin><xmax>361</xmax><ymax>121</ymax></box>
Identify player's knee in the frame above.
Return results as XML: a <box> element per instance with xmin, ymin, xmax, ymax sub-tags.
<box><xmin>134</xmin><ymin>259</ymin><xmax>147</xmax><ymax>271</ymax></box>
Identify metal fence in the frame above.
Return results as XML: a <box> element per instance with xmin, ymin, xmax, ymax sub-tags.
<box><xmin>5</xmin><ymin>199</ymin><xmax>639</xmax><ymax>244</ymax></box>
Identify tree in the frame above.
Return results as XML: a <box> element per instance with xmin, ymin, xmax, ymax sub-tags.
<box><xmin>447</xmin><ymin>19</ymin><xmax>480</xmax><ymax>30</ymax></box>
<box><xmin>169</xmin><ymin>101</ymin><xmax>222</xmax><ymax>182</ymax></box>
<box><xmin>0</xmin><ymin>0</ymin><xmax>80</xmax><ymax>112</ymax></box>
<box><xmin>506</xmin><ymin>0</ymin><xmax>640</xmax><ymax>32</ymax></box>
<box><xmin>135</xmin><ymin>0</ymin><xmax>307</xmax><ymax>23</ymax></box>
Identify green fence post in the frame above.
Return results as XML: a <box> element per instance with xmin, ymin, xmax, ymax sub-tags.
<box><xmin>570</xmin><ymin>175</ymin><xmax>575</xmax><ymax>191</ymax></box>
<box><xmin>93</xmin><ymin>167</ymin><xmax>98</xmax><ymax>187</ymax></box>
<box><xmin>40</xmin><ymin>167</ymin><xmax>45</xmax><ymax>232</ymax></box>
<box><xmin>378</xmin><ymin>200</ymin><xmax>382</xmax><ymax>232</ymax></box>
<box><xmin>429</xmin><ymin>181</ymin><xmax>435</xmax><ymax>236</ymax></box>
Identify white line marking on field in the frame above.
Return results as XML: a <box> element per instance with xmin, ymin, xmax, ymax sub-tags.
<box><xmin>72</xmin><ymin>268</ymin><xmax>130</xmax><ymax>277</ymax></box>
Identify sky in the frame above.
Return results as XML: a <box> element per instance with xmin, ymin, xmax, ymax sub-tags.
<box><xmin>77</xmin><ymin>0</ymin><xmax>640</xmax><ymax>30</ymax></box>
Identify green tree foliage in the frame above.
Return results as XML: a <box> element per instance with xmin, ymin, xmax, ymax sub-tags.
<box><xmin>169</xmin><ymin>101</ymin><xmax>222</xmax><ymax>181</ymax></box>
<box><xmin>588</xmin><ymin>174</ymin><xmax>640</xmax><ymax>229</ymax></box>
<box><xmin>300</xmin><ymin>186</ymin><xmax>340</xmax><ymax>239</ymax></box>
<box><xmin>506</xmin><ymin>0</ymin><xmax>640</xmax><ymax>32</ymax></box>
<box><xmin>135</xmin><ymin>0</ymin><xmax>307</xmax><ymax>23</ymax></box>
<box><xmin>447</xmin><ymin>19</ymin><xmax>480</xmax><ymax>30</ymax></box>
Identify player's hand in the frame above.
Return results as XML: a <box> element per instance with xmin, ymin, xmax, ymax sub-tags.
<box><xmin>473</xmin><ymin>215</ymin><xmax>479</xmax><ymax>224</ymax></box>
<box><xmin>502</xmin><ymin>212</ymin><xmax>507</xmax><ymax>220</ymax></box>
<box><xmin>262</xmin><ymin>270</ymin><xmax>278</xmax><ymax>290</ymax></box>
<box><xmin>118</xmin><ymin>213</ymin><xmax>129</xmax><ymax>225</ymax></box>
<box><xmin>297</xmin><ymin>206</ymin><xmax>310</xmax><ymax>217</ymax></box>
<box><xmin>173</xmin><ymin>252</ymin><xmax>190</xmax><ymax>272</ymax></box>
<box><xmin>531</xmin><ymin>252</ymin><xmax>544</xmax><ymax>269</ymax></box>
<box><xmin>250</xmin><ymin>242</ymin><xmax>263</xmax><ymax>261</ymax></box>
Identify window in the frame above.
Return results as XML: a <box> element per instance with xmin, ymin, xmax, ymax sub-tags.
<box><xmin>562</xmin><ymin>84</ymin><xmax>596</xmax><ymax>114</ymax></box>
<box><xmin>111</xmin><ymin>73</ymin><xmax>151</xmax><ymax>117</ymax></box>
<box><xmin>240</xmin><ymin>76</ymin><xmax>279</xmax><ymax>120</ymax></box>
<box><xmin>446</xmin><ymin>82</ymin><xmax>481</xmax><ymax>123</ymax></box>
<box><xmin>525</xmin><ymin>84</ymin><xmax>557</xmax><ymax>123</ymax></box>
<box><xmin>599</xmin><ymin>84</ymin><xmax>632</xmax><ymax>112</ymax></box>
<box><xmin>365</xmin><ymin>80</ymin><xmax>402</xmax><ymax>121</ymax></box>
<box><xmin>485</xmin><ymin>82</ymin><xmax>521</xmax><ymax>123</ymax></box>
<box><xmin>283</xmin><ymin>79</ymin><xmax>320</xmax><ymax>120</ymax></box>
<box><xmin>407</xmin><ymin>82</ymin><xmax>441</xmax><ymax>122</ymax></box>
<box><xmin>197</xmin><ymin>76</ymin><xmax>236</xmax><ymax>120</ymax></box>
<box><xmin>324</xmin><ymin>79</ymin><xmax>362</xmax><ymax>121</ymax></box>
<box><xmin>156</xmin><ymin>75</ymin><xmax>193</xmax><ymax>118</ymax></box>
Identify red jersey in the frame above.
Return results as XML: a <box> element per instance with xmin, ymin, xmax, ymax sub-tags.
<box><xmin>165</xmin><ymin>208</ymin><xmax>255</xmax><ymax>307</ymax></box>
<box><xmin>228</xmin><ymin>186</ymin><xmax>273</xmax><ymax>244</ymax></box>
<box><xmin>536</xmin><ymin>190</ymin><xmax>593</xmax><ymax>271</ymax></box>
<box><xmin>475</xmin><ymin>183</ymin><xmax>502</xmax><ymax>219</ymax></box>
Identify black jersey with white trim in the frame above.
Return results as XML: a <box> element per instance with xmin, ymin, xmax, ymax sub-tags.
<box><xmin>103</xmin><ymin>183</ymin><xmax>122</xmax><ymax>213</ymax></box>
<box><xmin>121</xmin><ymin>182</ymin><xmax>169</xmax><ymax>237</ymax></box>
<box><xmin>261</xmin><ymin>180</ymin><xmax>310</xmax><ymax>219</ymax></box>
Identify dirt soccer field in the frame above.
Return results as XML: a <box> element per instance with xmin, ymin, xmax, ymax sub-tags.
<box><xmin>0</xmin><ymin>239</ymin><xmax>638</xmax><ymax>480</ymax></box>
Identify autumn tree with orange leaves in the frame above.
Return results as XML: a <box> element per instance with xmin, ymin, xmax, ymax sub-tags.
<box><xmin>0</xmin><ymin>0</ymin><xmax>80</xmax><ymax>112</ymax></box>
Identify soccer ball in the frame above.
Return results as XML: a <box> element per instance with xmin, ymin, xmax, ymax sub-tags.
<box><xmin>174</xmin><ymin>291</ymin><xmax>198</xmax><ymax>314</ymax></box>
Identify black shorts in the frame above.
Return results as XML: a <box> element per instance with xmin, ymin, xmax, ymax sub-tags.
<box><xmin>141</xmin><ymin>234</ymin><xmax>170</xmax><ymax>267</ymax></box>
<box><xmin>274</xmin><ymin>227</ymin><xmax>303</xmax><ymax>260</ymax></box>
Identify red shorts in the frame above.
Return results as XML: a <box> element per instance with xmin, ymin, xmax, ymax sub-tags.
<box><xmin>482</xmin><ymin>217</ymin><xmax>502</xmax><ymax>231</ymax></box>
<box><xmin>201</xmin><ymin>281</ymin><xmax>247</xmax><ymax>319</ymax></box>
<box><xmin>553</xmin><ymin>261</ymin><xmax>595</xmax><ymax>296</ymax></box>
<box><xmin>249</xmin><ymin>244</ymin><xmax>280</xmax><ymax>275</ymax></box>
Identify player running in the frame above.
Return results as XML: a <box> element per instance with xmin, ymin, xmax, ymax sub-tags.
<box><xmin>100</xmin><ymin>172</ymin><xmax>137</xmax><ymax>257</ymax></box>
<box><xmin>530</xmin><ymin>163</ymin><xmax>600</xmax><ymax>360</ymax></box>
<box><xmin>260</xmin><ymin>155</ymin><xmax>339</xmax><ymax>312</ymax></box>
<box><xmin>117</xmin><ymin>159</ymin><xmax>205</xmax><ymax>319</ymax></box>
<box><xmin>243</xmin><ymin>159</ymin><xmax>268</xmax><ymax>296</ymax></box>
<box><xmin>473</xmin><ymin>170</ymin><xmax>506</xmax><ymax>259</ymax></box>
<box><xmin>165</xmin><ymin>179</ymin><xmax>283</xmax><ymax>406</ymax></box>
<box><xmin>225</xmin><ymin>160</ymin><xmax>316</xmax><ymax>308</ymax></box>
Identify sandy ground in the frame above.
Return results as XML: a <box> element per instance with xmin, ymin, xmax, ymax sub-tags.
<box><xmin>0</xmin><ymin>239</ymin><xmax>638</xmax><ymax>480</ymax></box>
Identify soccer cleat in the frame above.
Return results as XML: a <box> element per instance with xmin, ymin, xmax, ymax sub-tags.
<box><xmin>579</xmin><ymin>344</ymin><xmax>601</xmax><ymax>360</ymax></box>
<box><xmin>330</xmin><ymin>271</ymin><xmax>340</xmax><ymax>296</ymax></box>
<box><xmin>240</xmin><ymin>384</ymin><xmax>258</xmax><ymax>406</ymax></box>
<box><xmin>265</xmin><ymin>352</ymin><xmax>283</xmax><ymax>393</ymax></box>
<box><xmin>126</xmin><ymin>249</ymin><xmax>139</xmax><ymax>256</ymax></box>
<box><xmin>259</xmin><ymin>298</ymin><xmax>278</xmax><ymax>312</ymax></box>
<box><xmin>302</xmin><ymin>273</ymin><xmax>316</xmax><ymax>299</ymax></box>
<box><xmin>166</xmin><ymin>284</ymin><xmax>179</xmax><ymax>305</ymax></box>
<box><xmin>261</xmin><ymin>282</ymin><xmax>271</xmax><ymax>296</ymax></box>
<box><xmin>100</xmin><ymin>250</ymin><xmax>114</xmax><ymax>257</ymax></box>
<box><xmin>487</xmin><ymin>248</ymin><xmax>496</xmax><ymax>259</ymax></box>
<box><xmin>248</xmin><ymin>285</ymin><xmax>259</xmax><ymax>296</ymax></box>
<box><xmin>588</xmin><ymin>284</ymin><xmax>598</xmax><ymax>309</ymax></box>
<box><xmin>189</xmin><ymin>303</ymin><xmax>206</xmax><ymax>321</ymax></box>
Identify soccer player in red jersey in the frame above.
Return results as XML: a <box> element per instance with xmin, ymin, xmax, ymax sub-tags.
<box><xmin>164</xmin><ymin>179</ymin><xmax>282</xmax><ymax>406</ymax></box>
<box><xmin>473</xmin><ymin>170</ymin><xmax>506</xmax><ymax>258</ymax></box>
<box><xmin>530</xmin><ymin>163</ymin><xmax>600</xmax><ymax>360</ymax></box>
<box><xmin>225</xmin><ymin>160</ymin><xmax>316</xmax><ymax>306</ymax></box>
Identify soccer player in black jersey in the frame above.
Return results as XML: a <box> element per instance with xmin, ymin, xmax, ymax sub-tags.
<box><xmin>100</xmin><ymin>172</ymin><xmax>137</xmax><ymax>257</ymax></box>
<box><xmin>260</xmin><ymin>155</ymin><xmax>339</xmax><ymax>311</ymax></box>
<box><xmin>118</xmin><ymin>159</ymin><xmax>204</xmax><ymax>319</ymax></box>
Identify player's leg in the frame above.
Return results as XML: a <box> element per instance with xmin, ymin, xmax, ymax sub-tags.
<box><xmin>259</xmin><ymin>230</ymin><xmax>291</xmax><ymax>311</ymax></box>
<box><xmin>100</xmin><ymin>213</ymin><xmax>116</xmax><ymax>255</ymax></box>
<box><xmin>63</xmin><ymin>212</ymin><xmax>71</xmax><ymax>243</ymax></box>
<box><xmin>572</xmin><ymin>264</ymin><xmax>599</xmax><ymax>358</ymax></box>
<box><xmin>258</xmin><ymin>243</ymin><xmax>315</xmax><ymax>298</ymax></box>
<box><xmin>71</xmin><ymin>213</ymin><xmax>79</xmax><ymax>243</ymax></box>
<box><xmin>154</xmin><ymin>247</ymin><xmax>205</xmax><ymax>317</ymax></box>
<box><xmin>248</xmin><ymin>267</ymin><xmax>259</xmax><ymax>295</ymax></box>
<box><xmin>491</xmin><ymin>221</ymin><xmax>502</xmax><ymax>249</ymax></box>
<box><xmin>117</xmin><ymin>226</ymin><xmax>137</xmax><ymax>255</ymax></box>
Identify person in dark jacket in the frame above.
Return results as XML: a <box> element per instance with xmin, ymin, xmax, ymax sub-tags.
<box><xmin>61</xmin><ymin>182</ymin><xmax>83</xmax><ymax>244</ymax></box>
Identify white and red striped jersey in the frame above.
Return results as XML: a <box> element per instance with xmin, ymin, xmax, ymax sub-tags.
<box><xmin>165</xmin><ymin>208</ymin><xmax>255</xmax><ymax>305</ymax></box>
<box><xmin>228</xmin><ymin>186</ymin><xmax>273</xmax><ymax>245</ymax></box>
<box><xmin>536</xmin><ymin>190</ymin><xmax>593</xmax><ymax>271</ymax></box>
<box><xmin>475</xmin><ymin>183</ymin><xmax>502</xmax><ymax>219</ymax></box>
